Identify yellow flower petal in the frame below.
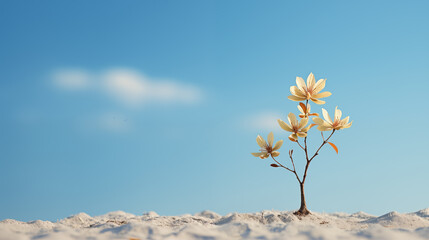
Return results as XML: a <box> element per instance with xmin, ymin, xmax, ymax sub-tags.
<box><xmin>278</xmin><ymin>119</ymin><xmax>293</xmax><ymax>132</ymax></box>
<box><xmin>298</xmin><ymin>117</ymin><xmax>308</xmax><ymax>129</ymax></box>
<box><xmin>312</xmin><ymin>117</ymin><xmax>325</xmax><ymax>125</ymax></box>
<box><xmin>301</xmin><ymin>126</ymin><xmax>310</xmax><ymax>132</ymax></box>
<box><xmin>310</xmin><ymin>98</ymin><xmax>325</xmax><ymax>105</ymax></box>
<box><xmin>302</xmin><ymin>123</ymin><xmax>317</xmax><ymax>132</ymax></box>
<box><xmin>342</xmin><ymin>121</ymin><xmax>353</xmax><ymax>129</ymax></box>
<box><xmin>297</xmin><ymin>103</ymin><xmax>305</xmax><ymax>114</ymax></box>
<box><xmin>335</xmin><ymin>106</ymin><xmax>342</xmax><ymax>121</ymax></box>
<box><xmin>287</xmin><ymin>112</ymin><xmax>298</xmax><ymax>127</ymax></box>
<box><xmin>271</xmin><ymin>151</ymin><xmax>280</xmax><ymax>157</ymax></box>
<box><xmin>288</xmin><ymin>95</ymin><xmax>306</xmax><ymax>102</ymax></box>
<box><xmin>296</xmin><ymin>77</ymin><xmax>306</xmax><ymax>92</ymax></box>
<box><xmin>251</xmin><ymin>152</ymin><xmax>264</xmax><ymax>157</ymax></box>
<box><xmin>312</xmin><ymin>91</ymin><xmax>332</xmax><ymax>99</ymax></box>
<box><xmin>256</xmin><ymin>135</ymin><xmax>266</xmax><ymax>148</ymax></box>
<box><xmin>273</xmin><ymin>140</ymin><xmax>283</xmax><ymax>151</ymax></box>
<box><xmin>313</xmin><ymin>79</ymin><xmax>326</xmax><ymax>94</ymax></box>
<box><xmin>317</xmin><ymin>125</ymin><xmax>333</xmax><ymax>131</ymax></box>
<box><xmin>297</xmin><ymin>132</ymin><xmax>307</xmax><ymax>138</ymax></box>
<box><xmin>307</xmin><ymin>73</ymin><xmax>315</xmax><ymax>89</ymax></box>
<box><xmin>289</xmin><ymin>133</ymin><xmax>298</xmax><ymax>141</ymax></box>
<box><xmin>322</xmin><ymin>122</ymin><xmax>333</xmax><ymax>128</ymax></box>
<box><xmin>322</xmin><ymin>108</ymin><xmax>333</xmax><ymax>124</ymax></box>
<box><xmin>267</xmin><ymin>132</ymin><xmax>274</xmax><ymax>147</ymax></box>
<box><xmin>299</xmin><ymin>102</ymin><xmax>307</xmax><ymax>113</ymax></box>
<box><xmin>290</xmin><ymin>86</ymin><xmax>306</xmax><ymax>98</ymax></box>
<box><xmin>260</xmin><ymin>153</ymin><xmax>270</xmax><ymax>159</ymax></box>
<box><xmin>340</xmin><ymin>116</ymin><xmax>350</xmax><ymax>125</ymax></box>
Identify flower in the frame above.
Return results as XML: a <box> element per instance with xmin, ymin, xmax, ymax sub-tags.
<box><xmin>297</xmin><ymin>102</ymin><xmax>319</xmax><ymax>118</ymax></box>
<box><xmin>312</xmin><ymin>106</ymin><xmax>353</xmax><ymax>131</ymax></box>
<box><xmin>251</xmin><ymin>132</ymin><xmax>283</xmax><ymax>159</ymax></box>
<box><xmin>278</xmin><ymin>113</ymin><xmax>312</xmax><ymax>141</ymax></box>
<box><xmin>288</xmin><ymin>73</ymin><xmax>332</xmax><ymax>104</ymax></box>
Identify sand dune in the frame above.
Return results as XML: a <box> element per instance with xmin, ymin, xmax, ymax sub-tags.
<box><xmin>1</xmin><ymin>209</ymin><xmax>429</xmax><ymax>239</ymax></box>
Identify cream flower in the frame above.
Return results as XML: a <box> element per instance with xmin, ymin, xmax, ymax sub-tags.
<box><xmin>278</xmin><ymin>113</ymin><xmax>312</xmax><ymax>141</ymax></box>
<box><xmin>297</xmin><ymin>102</ymin><xmax>319</xmax><ymax>118</ymax></box>
<box><xmin>288</xmin><ymin>73</ymin><xmax>332</xmax><ymax>104</ymax></box>
<box><xmin>251</xmin><ymin>132</ymin><xmax>283</xmax><ymax>159</ymax></box>
<box><xmin>312</xmin><ymin>107</ymin><xmax>353</xmax><ymax>131</ymax></box>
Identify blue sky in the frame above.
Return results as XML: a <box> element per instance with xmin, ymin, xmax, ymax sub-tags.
<box><xmin>1</xmin><ymin>0</ymin><xmax>429</xmax><ymax>221</ymax></box>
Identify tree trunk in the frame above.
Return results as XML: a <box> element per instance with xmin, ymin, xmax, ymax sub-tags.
<box><xmin>294</xmin><ymin>183</ymin><xmax>310</xmax><ymax>216</ymax></box>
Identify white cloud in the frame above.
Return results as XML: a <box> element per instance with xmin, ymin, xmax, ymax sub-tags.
<box><xmin>51</xmin><ymin>68</ymin><xmax>203</xmax><ymax>107</ymax></box>
<box><xmin>102</xmin><ymin>70</ymin><xmax>148</xmax><ymax>105</ymax></box>
<box><xmin>244</xmin><ymin>112</ymin><xmax>284</xmax><ymax>133</ymax></box>
<box><xmin>51</xmin><ymin>69</ymin><xmax>91</xmax><ymax>90</ymax></box>
<box><xmin>102</xmin><ymin>69</ymin><xmax>201</xmax><ymax>106</ymax></box>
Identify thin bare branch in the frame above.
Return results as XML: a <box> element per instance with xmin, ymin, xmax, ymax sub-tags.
<box><xmin>301</xmin><ymin>136</ymin><xmax>311</xmax><ymax>183</ymax></box>
<box><xmin>288</xmin><ymin>150</ymin><xmax>297</xmax><ymax>173</ymax></box>
<box><xmin>304</xmin><ymin>137</ymin><xmax>309</xmax><ymax>162</ymax></box>
<box><xmin>296</xmin><ymin>140</ymin><xmax>305</xmax><ymax>151</ymax></box>
<box><xmin>300</xmin><ymin>99</ymin><xmax>311</xmax><ymax>183</ymax></box>
<box><xmin>270</xmin><ymin>155</ymin><xmax>294</xmax><ymax>173</ymax></box>
<box><xmin>309</xmin><ymin>130</ymin><xmax>335</xmax><ymax>162</ymax></box>
<box><xmin>287</xmin><ymin>152</ymin><xmax>302</xmax><ymax>183</ymax></box>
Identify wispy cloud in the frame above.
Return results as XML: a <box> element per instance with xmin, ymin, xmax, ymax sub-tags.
<box><xmin>243</xmin><ymin>112</ymin><xmax>284</xmax><ymax>133</ymax></box>
<box><xmin>51</xmin><ymin>69</ymin><xmax>92</xmax><ymax>90</ymax></box>
<box><xmin>102</xmin><ymin>69</ymin><xmax>202</xmax><ymax>107</ymax></box>
<box><xmin>51</xmin><ymin>68</ymin><xmax>203</xmax><ymax>134</ymax></box>
<box><xmin>51</xmin><ymin>68</ymin><xmax>203</xmax><ymax>107</ymax></box>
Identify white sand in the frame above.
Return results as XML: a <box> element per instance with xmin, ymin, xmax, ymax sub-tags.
<box><xmin>1</xmin><ymin>209</ymin><xmax>429</xmax><ymax>240</ymax></box>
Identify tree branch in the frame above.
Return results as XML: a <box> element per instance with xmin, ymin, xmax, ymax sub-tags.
<box><xmin>287</xmin><ymin>151</ymin><xmax>302</xmax><ymax>184</ymax></box>
<box><xmin>271</xmin><ymin>154</ymin><xmax>302</xmax><ymax>184</ymax></box>
<box><xmin>309</xmin><ymin>130</ymin><xmax>335</xmax><ymax>162</ymax></box>
<box><xmin>301</xmin><ymin>136</ymin><xmax>311</xmax><ymax>183</ymax></box>
<box><xmin>301</xmin><ymin>99</ymin><xmax>311</xmax><ymax>183</ymax></box>
<box><xmin>270</xmin><ymin>155</ymin><xmax>294</xmax><ymax>173</ymax></box>
<box><xmin>296</xmin><ymin>140</ymin><xmax>305</xmax><ymax>151</ymax></box>
<box><xmin>288</xmin><ymin>150</ymin><xmax>297</xmax><ymax>173</ymax></box>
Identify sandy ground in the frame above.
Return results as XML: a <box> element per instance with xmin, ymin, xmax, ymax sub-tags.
<box><xmin>1</xmin><ymin>208</ymin><xmax>429</xmax><ymax>240</ymax></box>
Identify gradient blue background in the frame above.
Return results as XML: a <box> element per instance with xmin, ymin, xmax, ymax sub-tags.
<box><xmin>1</xmin><ymin>0</ymin><xmax>428</xmax><ymax>221</ymax></box>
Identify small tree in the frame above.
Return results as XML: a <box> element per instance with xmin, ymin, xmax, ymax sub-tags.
<box><xmin>251</xmin><ymin>73</ymin><xmax>352</xmax><ymax>216</ymax></box>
